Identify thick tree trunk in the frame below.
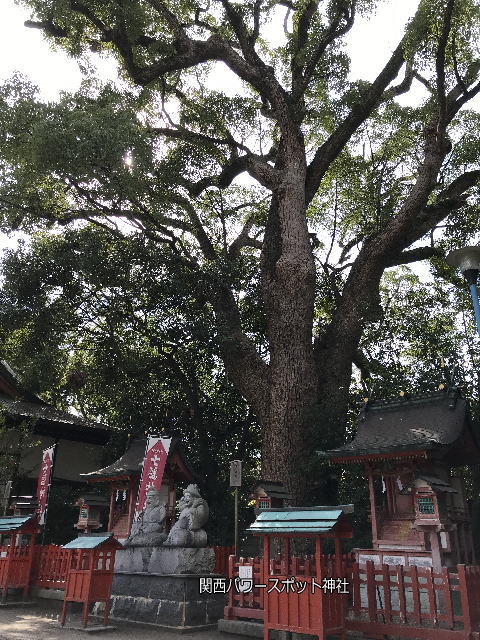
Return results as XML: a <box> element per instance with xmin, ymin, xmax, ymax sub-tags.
<box><xmin>260</xmin><ymin>145</ymin><xmax>318</xmax><ymax>503</ymax></box>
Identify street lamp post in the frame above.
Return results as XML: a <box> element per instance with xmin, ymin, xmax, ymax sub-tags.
<box><xmin>446</xmin><ymin>246</ymin><xmax>480</xmax><ymax>337</ymax></box>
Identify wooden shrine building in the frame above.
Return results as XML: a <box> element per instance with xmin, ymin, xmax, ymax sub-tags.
<box><xmin>0</xmin><ymin>361</ymin><xmax>111</xmax><ymax>512</ymax></box>
<box><xmin>81</xmin><ymin>437</ymin><xmax>197</xmax><ymax>541</ymax></box>
<box><xmin>318</xmin><ymin>388</ymin><xmax>480</xmax><ymax>569</ymax></box>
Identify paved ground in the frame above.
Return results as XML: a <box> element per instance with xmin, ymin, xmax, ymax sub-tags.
<box><xmin>0</xmin><ymin>603</ymin><xmax>249</xmax><ymax>640</ymax></box>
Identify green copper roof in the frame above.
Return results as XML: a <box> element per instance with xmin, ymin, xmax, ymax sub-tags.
<box><xmin>63</xmin><ymin>535</ymin><xmax>122</xmax><ymax>549</ymax></box>
<box><xmin>0</xmin><ymin>515</ymin><xmax>35</xmax><ymax>532</ymax></box>
<box><xmin>247</xmin><ymin>506</ymin><xmax>352</xmax><ymax>535</ymax></box>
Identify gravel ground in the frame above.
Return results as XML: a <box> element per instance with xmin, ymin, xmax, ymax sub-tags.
<box><xmin>0</xmin><ymin>603</ymin><xmax>248</xmax><ymax>640</ymax></box>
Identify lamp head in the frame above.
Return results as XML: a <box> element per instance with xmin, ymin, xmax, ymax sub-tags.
<box><xmin>446</xmin><ymin>246</ymin><xmax>480</xmax><ymax>285</ymax></box>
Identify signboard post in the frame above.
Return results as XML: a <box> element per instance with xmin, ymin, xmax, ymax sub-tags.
<box><xmin>133</xmin><ymin>435</ymin><xmax>171</xmax><ymax>522</ymax></box>
<box><xmin>230</xmin><ymin>461</ymin><xmax>242</xmax><ymax>556</ymax></box>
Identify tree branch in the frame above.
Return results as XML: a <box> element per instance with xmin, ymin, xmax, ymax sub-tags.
<box><xmin>305</xmin><ymin>43</ymin><xmax>406</xmax><ymax>204</ymax></box>
<box><xmin>299</xmin><ymin>2</ymin><xmax>356</xmax><ymax>97</ymax></box>
<box><xmin>385</xmin><ymin>245</ymin><xmax>443</xmax><ymax>267</ymax></box>
<box><xmin>436</xmin><ymin>0</ymin><xmax>455</xmax><ymax>135</ymax></box>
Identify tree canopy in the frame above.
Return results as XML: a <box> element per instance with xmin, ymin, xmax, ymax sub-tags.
<box><xmin>1</xmin><ymin>0</ymin><xmax>480</xmax><ymax>501</ymax></box>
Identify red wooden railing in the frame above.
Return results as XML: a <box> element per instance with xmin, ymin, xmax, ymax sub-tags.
<box><xmin>0</xmin><ymin>544</ymin><xmax>32</xmax><ymax>596</ymax></box>
<box><xmin>31</xmin><ymin>545</ymin><xmax>71</xmax><ymax>590</ymax></box>
<box><xmin>213</xmin><ymin>545</ymin><xmax>235</xmax><ymax>575</ymax></box>
<box><xmin>224</xmin><ymin>553</ymin><xmax>355</xmax><ymax>622</ymax></box>
<box><xmin>345</xmin><ymin>561</ymin><xmax>480</xmax><ymax>640</ymax></box>
<box><xmin>225</xmin><ymin>555</ymin><xmax>480</xmax><ymax>640</ymax></box>
<box><xmin>31</xmin><ymin>544</ymin><xmax>235</xmax><ymax>590</ymax></box>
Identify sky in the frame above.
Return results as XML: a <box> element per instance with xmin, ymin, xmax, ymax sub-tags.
<box><xmin>1</xmin><ymin>0</ymin><xmax>423</xmax><ymax>96</ymax></box>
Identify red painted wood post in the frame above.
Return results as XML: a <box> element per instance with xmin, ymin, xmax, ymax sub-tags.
<box><xmin>425</xmin><ymin>567</ymin><xmax>437</xmax><ymax>625</ymax></box>
<box><xmin>381</xmin><ymin>563</ymin><xmax>392</xmax><ymax>623</ymax></box>
<box><xmin>396</xmin><ymin>564</ymin><xmax>407</xmax><ymax>624</ymax></box>
<box><xmin>441</xmin><ymin>566</ymin><xmax>454</xmax><ymax>629</ymax></box>
<box><xmin>2</xmin><ymin>532</ymin><xmax>16</xmax><ymax>603</ymax></box>
<box><xmin>352</xmin><ymin>563</ymin><xmax>361</xmax><ymax>617</ymax></box>
<box><xmin>60</xmin><ymin>549</ymin><xmax>74</xmax><ymax>626</ymax></box>
<box><xmin>282</xmin><ymin>537</ymin><xmax>289</xmax><ymax>576</ymax></box>
<box><xmin>366</xmin><ymin>561</ymin><xmax>376</xmax><ymax>622</ymax></box>
<box><xmin>367</xmin><ymin>465</ymin><xmax>378</xmax><ymax>544</ymax></box>
<box><xmin>410</xmin><ymin>565</ymin><xmax>421</xmax><ymax>626</ymax></box>
<box><xmin>458</xmin><ymin>564</ymin><xmax>473</xmax><ymax>637</ymax></box>
<box><xmin>263</xmin><ymin>536</ymin><xmax>270</xmax><ymax>640</ymax></box>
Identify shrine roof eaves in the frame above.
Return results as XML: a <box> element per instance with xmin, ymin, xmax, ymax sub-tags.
<box><xmin>247</xmin><ymin>506</ymin><xmax>353</xmax><ymax>535</ymax></box>
<box><xmin>0</xmin><ymin>394</ymin><xmax>111</xmax><ymax>444</ymax></box>
<box><xmin>82</xmin><ymin>437</ymin><xmax>197</xmax><ymax>481</ymax></box>
<box><xmin>0</xmin><ymin>515</ymin><xmax>36</xmax><ymax>532</ymax></box>
<box><xmin>317</xmin><ymin>390</ymin><xmax>479</xmax><ymax>463</ymax></box>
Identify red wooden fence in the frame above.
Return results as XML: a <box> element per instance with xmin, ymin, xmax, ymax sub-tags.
<box><xmin>31</xmin><ymin>544</ymin><xmax>234</xmax><ymax>591</ymax></box>
<box><xmin>345</xmin><ymin>561</ymin><xmax>480</xmax><ymax>640</ymax></box>
<box><xmin>224</xmin><ymin>553</ymin><xmax>355</xmax><ymax>622</ymax></box>
<box><xmin>0</xmin><ymin>544</ymin><xmax>33</xmax><ymax>600</ymax></box>
<box><xmin>213</xmin><ymin>546</ymin><xmax>235</xmax><ymax>575</ymax></box>
<box><xmin>31</xmin><ymin>545</ymin><xmax>70</xmax><ymax>590</ymax></box>
<box><xmin>225</xmin><ymin>556</ymin><xmax>480</xmax><ymax>640</ymax></box>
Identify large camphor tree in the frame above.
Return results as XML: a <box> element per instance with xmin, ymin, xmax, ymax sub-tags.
<box><xmin>1</xmin><ymin>0</ymin><xmax>480</xmax><ymax>501</ymax></box>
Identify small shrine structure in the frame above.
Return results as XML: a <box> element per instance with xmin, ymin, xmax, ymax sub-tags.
<box><xmin>0</xmin><ymin>515</ymin><xmax>38</xmax><ymax>603</ymax></box>
<box><xmin>61</xmin><ymin>534</ymin><xmax>122</xmax><ymax>628</ymax></box>
<box><xmin>318</xmin><ymin>388</ymin><xmax>480</xmax><ymax>569</ymax></box>
<box><xmin>252</xmin><ymin>480</ymin><xmax>292</xmax><ymax>512</ymax></box>
<box><xmin>81</xmin><ymin>437</ymin><xmax>197</xmax><ymax>541</ymax></box>
<box><xmin>247</xmin><ymin>506</ymin><xmax>353</xmax><ymax>640</ymax></box>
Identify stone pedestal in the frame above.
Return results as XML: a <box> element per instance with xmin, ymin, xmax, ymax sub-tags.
<box><xmin>109</xmin><ymin>572</ymin><xmax>225</xmax><ymax>630</ymax></box>
<box><xmin>108</xmin><ymin>546</ymin><xmax>222</xmax><ymax>630</ymax></box>
<box><xmin>114</xmin><ymin>546</ymin><xmax>215</xmax><ymax>574</ymax></box>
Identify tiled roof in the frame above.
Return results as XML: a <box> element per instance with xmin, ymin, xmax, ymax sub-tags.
<box><xmin>318</xmin><ymin>390</ymin><xmax>473</xmax><ymax>461</ymax></box>
<box><xmin>82</xmin><ymin>437</ymin><xmax>197</xmax><ymax>481</ymax></box>
<box><xmin>0</xmin><ymin>361</ymin><xmax>110</xmax><ymax>444</ymax></box>
<box><xmin>0</xmin><ymin>394</ymin><xmax>100</xmax><ymax>429</ymax></box>
<box><xmin>253</xmin><ymin>480</ymin><xmax>292</xmax><ymax>500</ymax></box>
<box><xmin>0</xmin><ymin>394</ymin><xmax>110</xmax><ymax>445</ymax></box>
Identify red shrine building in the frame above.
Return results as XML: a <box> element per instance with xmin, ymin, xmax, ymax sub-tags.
<box><xmin>81</xmin><ymin>437</ymin><xmax>197</xmax><ymax>541</ymax></box>
<box><xmin>319</xmin><ymin>388</ymin><xmax>480</xmax><ymax>570</ymax></box>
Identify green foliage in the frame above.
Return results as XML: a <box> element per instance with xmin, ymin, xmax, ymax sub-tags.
<box><xmin>1</xmin><ymin>0</ymin><xmax>480</xmax><ymax>521</ymax></box>
<box><xmin>0</xmin><ymin>227</ymin><xmax>262</xmax><ymax>542</ymax></box>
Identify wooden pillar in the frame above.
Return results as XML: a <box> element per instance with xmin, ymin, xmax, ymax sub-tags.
<box><xmin>315</xmin><ymin>536</ymin><xmax>324</xmax><ymax>633</ymax></box>
<box><xmin>107</xmin><ymin>486</ymin><xmax>116</xmax><ymax>532</ymax></box>
<box><xmin>453</xmin><ymin>525</ymin><xmax>461</xmax><ymax>565</ymax></box>
<box><xmin>263</xmin><ymin>536</ymin><xmax>270</xmax><ymax>640</ymax></box>
<box><xmin>366</xmin><ymin>464</ymin><xmax>378</xmax><ymax>545</ymax></box>
<box><xmin>126</xmin><ymin>480</ymin><xmax>137</xmax><ymax>537</ymax></box>
<box><xmin>334</xmin><ymin>536</ymin><xmax>342</xmax><ymax>577</ymax></box>
<box><xmin>282</xmin><ymin>537</ymin><xmax>290</xmax><ymax>575</ymax></box>
<box><xmin>2</xmin><ymin>532</ymin><xmax>17</xmax><ymax>603</ymax></box>
<box><xmin>429</xmin><ymin>531</ymin><xmax>442</xmax><ymax>571</ymax></box>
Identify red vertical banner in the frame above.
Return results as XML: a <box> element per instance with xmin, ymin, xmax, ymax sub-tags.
<box><xmin>36</xmin><ymin>445</ymin><xmax>55</xmax><ymax>525</ymax></box>
<box><xmin>134</xmin><ymin>436</ymin><xmax>171</xmax><ymax>521</ymax></box>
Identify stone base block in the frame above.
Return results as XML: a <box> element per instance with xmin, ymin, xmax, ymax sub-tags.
<box><xmin>108</xmin><ymin>573</ymin><xmax>225</xmax><ymax>629</ymax></box>
<box><xmin>114</xmin><ymin>546</ymin><xmax>215</xmax><ymax>575</ymax></box>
